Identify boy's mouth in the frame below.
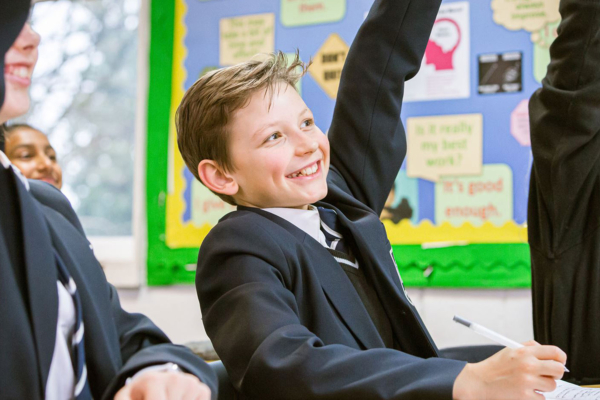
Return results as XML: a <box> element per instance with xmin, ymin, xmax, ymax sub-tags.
<box><xmin>286</xmin><ymin>160</ymin><xmax>321</xmax><ymax>179</ymax></box>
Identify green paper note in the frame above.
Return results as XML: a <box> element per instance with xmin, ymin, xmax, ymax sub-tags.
<box><xmin>281</xmin><ymin>0</ymin><xmax>346</xmax><ymax>27</ymax></box>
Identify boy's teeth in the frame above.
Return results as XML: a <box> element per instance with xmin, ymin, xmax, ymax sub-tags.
<box><xmin>288</xmin><ymin>162</ymin><xmax>319</xmax><ymax>178</ymax></box>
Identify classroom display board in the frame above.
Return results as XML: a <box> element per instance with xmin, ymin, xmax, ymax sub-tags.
<box><xmin>147</xmin><ymin>0</ymin><xmax>560</xmax><ymax>286</ymax></box>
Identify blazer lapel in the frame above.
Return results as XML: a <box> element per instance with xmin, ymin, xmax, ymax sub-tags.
<box><xmin>15</xmin><ymin>177</ymin><xmax>59</xmax><ymax>389</ymax></box>
<box><xmin>237</xmin><ymin>207</ymin><xmax>384</xmax><ymax>350</ymax></box>
<box><xmin>328</xmin><ymin>202</ymin><xmax>440</xmax><ymax>357</ymax></box>
<box><xmin>39</xmin><ymin>205</ymin><xmax>121</xmax><ymax>398</ymax></box>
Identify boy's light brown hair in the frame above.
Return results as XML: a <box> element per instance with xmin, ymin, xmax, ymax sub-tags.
<box><xmin>176</xmin><ymin>51</ymin><xmax>310</xmax><ymax>205</ymax></box>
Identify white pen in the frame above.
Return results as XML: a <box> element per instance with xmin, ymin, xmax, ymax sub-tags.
<box><xmin>453</xmin><ymin>315</ymin><xmax>570</xmax><ymax>372</ymax></box>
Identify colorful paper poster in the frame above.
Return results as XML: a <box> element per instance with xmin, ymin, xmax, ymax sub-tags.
<box><xmin>280</xmin><ymin>0</ymin><xmax>346</xmax><ymax>27</ymax></box>
<box><xmin>309</xmin><ymin>33</ymin><xmax>349</xmax><ymax>99</ymax></box>
<box><xmin>510</xmin><ymin>99</ymin><xmax>530</xmax><ymax>146</ymax></box>
<box><xmin>435</xmin><ymin>164</ymin><xmax>514</xmax><ymax>227</ymax></box>
<box><xmin>219</xmin><ymin>13</ymin><xmax>275</xmax><ymax>66</ymax></box>
<box><xmin>381</xmin><ymin>170</ymin><xmax>419</xmax><ymax>224</ymax></box>
<box><xmin>492</xmin><ymin>0</ymin><xmax>560</xmax><ymax>32</ymax></box>
<box><xmin>406</xmin><ymin>114</ymin><xmax>483</xmax><ymax>182</ymax></box>
<box><xmin>404</xmin><ymin>2</ymin><xmax>470</xmax><ymax>102</ymax></box>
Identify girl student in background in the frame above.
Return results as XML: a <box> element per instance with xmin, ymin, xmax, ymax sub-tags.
<box><xmin>3</xmin><ymin>123</ymin><xmax>62</xmax><ymax>189</ymax></box>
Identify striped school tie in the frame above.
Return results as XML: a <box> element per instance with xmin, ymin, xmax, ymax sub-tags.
<box><xmin>317</xmin><ymin>207</ymin><xmax>353</xmax><ymax>255</ymax></box>
<box><xmin>53</xmin><ymin>249</ymin><xmax>92</xmax><ymax>400</ymax></box>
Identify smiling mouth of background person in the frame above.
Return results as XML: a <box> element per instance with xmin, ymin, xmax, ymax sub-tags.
<box><xmin>5</xmin><ymin>64</ymin><xmax>32</xmax><ymax>85</ymax></box>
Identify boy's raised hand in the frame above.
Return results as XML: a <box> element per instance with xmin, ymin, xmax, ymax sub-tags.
<box><xmin>452</xmin><ymin>341</ymin><xmax>566</xmax><ymax>400</ymax></box>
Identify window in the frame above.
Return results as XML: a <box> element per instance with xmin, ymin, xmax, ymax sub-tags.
<box><xmin>18</xmin><ymin>0</ymin><xmax>149</xmax><ymax>287</ymax></box>
<box><xmin>24</xmin><ymin>0</ymin><xmax>141</xmax><ymax>236</ymax></box>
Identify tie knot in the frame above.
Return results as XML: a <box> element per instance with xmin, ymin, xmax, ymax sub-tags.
<box><xmin>317</xmin><ymin>207</ymin><xmax>341</xmax><ymax>232</ymax></box>
<box><xmin>318</xmin><ymin>207</ymin><xmax>343</xmax><ymax>243</ymax></box>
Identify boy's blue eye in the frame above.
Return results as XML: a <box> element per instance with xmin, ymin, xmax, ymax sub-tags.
<box><xmin>266</xmin><ymin>132</ymin><xmax>281</xmax><ymax>142</ymax></box>
<box><xmin>301</xmin><ymin>119</ymin><xmax>314</xmax><ymax>128</ymax></box>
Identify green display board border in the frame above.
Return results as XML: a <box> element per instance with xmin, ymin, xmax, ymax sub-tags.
<box><xmin>145</xmin><ymin>0</ymin><xmax>532</xmax><ymax>288</ymax></box>
<box><xmin>146</xmin><ymin>0</ymin><xmax>198</xmax><ymax>285</ymax></box>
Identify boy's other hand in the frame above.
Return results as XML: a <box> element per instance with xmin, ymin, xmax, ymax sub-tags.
<box><xmin>452</xmin><ymin>341</ymin><xmax>566</xmax><ymax>400</ymax></box>
<box><xmin>114</xmin><ymin>371</ymin><xmax>211</xmax><ymax>400</ymax></box>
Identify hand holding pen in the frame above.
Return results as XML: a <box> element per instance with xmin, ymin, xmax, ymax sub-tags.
<box><xmin>451</xmin><ymin>316</ymin><xmax>568</xmax><ymax>400</ymax></box>
<box><xmin>453</xmin><ymin>315</ymin><xmax>569</xmax><ymax>372</ymax></box>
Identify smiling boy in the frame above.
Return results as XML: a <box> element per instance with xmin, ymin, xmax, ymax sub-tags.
<box><xmin>177</xmin><ymin>0</ymin><xmax>567</xmax><ymax>399</ymax></box>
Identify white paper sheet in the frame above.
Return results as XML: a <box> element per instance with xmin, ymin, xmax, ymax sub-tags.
<box><xmin>543</xmin><ymin>380</ymin><xmax>600</xmax><ymax>399</ymax></box>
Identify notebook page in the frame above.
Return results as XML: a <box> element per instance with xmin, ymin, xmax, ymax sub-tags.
<box><xmin>543</xmin><ymin>380</ymin><xmax>600</xmax><ymax>399</ymax></box>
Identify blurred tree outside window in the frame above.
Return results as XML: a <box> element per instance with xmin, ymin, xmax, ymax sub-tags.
<box><xmin>18</xmin><ymin>0</ymin><xmax>140</xmax><ymax>236</ymax></box>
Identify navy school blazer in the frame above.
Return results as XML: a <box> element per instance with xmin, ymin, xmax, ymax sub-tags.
<box><xmin>196</xmin><ymin>0</ymin><xmax>467</xmax><ymax>399</ymax></box>
<box><xmin>0</xmin><ymin>171</ymin><xmax>218</xmax><ymax>400</ymax></box>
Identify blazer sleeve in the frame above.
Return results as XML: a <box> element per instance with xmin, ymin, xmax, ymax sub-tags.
<box><xmin>28</xmin><ymin>182</ymin><xmax>218</xmax><ymax>399</ymax></box>
<box><xmin>528</xmin><ymin>0</ymin><xmax>600</xmax><ymax>256</ymax></box>
<box><xmin>101</xmin><ymin>284</ymin><xmax>218</xmax><ymax>400</ymax></box>
<box><xmin>197</xmin><ymin>221</ymin><xmax>465</xmax><ymax>400</ymax></box>
<box><xmin>327</xmin><ymin>0</ymin><xmax>441</xmax><ymax>215</ymax></box>
<box><xmin>28</xmin><ymin>180</ymin><xmax>86</xmax><ymax>236</ymax></box>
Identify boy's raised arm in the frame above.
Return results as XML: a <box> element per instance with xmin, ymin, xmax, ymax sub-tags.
<box><xmin>328</xmin><ymin>0</ymin><xmax>441</xmax><ymax>215</ymax></box>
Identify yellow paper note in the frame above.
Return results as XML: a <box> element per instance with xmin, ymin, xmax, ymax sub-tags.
<box><xmin>220</xmin><ymin>13</ymin><xmax>275</xmax><ymax>66</ymax></box>
<box><xmin>406</xmin><ymin>114</ymin><xmax>483</xmax><ymax>182</ymax></box>
<box><xmin>491</xmin><ymin>0</ymin><xmax>560</xmax><ymax>32</ymax></box>
<box><xmin>308</xmin><ymin>33</ymin><xmax>349</xmax><ymax>99</ymax></box>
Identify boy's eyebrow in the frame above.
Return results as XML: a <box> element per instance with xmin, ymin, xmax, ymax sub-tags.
<box><xmin>251</xmin><ymin>108</ymin><xmax>312</xmax><ymax>140</ymax></box>
<box><xmin>251</xmin><ymin>122</ymin><xmax>278</xmax><ymax>141</ymax></box>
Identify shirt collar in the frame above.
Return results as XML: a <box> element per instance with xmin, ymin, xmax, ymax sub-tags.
<box><xmin>0</xmin><ymin>150</ymin><xmax>30</xmax><ymax>190</ymax></box>
<box><xmin>262</xmin><ymin>205</ymin><xmax>323</xmax><ymax>243</ymax></box>
<box><xmin>0</xmin><ymin>150</ymin><xmax>11</xmax><ymax>169</ymax></box>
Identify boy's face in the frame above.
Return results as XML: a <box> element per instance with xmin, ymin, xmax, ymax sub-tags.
<box><xmin>227</xmin><ymin>82</ymin><xmax>330</xmax><ymax>209</ymax></box>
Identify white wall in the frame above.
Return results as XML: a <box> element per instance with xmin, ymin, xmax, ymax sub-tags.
<box><xmin>118</xmin><ymin>286</ymin><xmax>209</xmax><ymax>345</ymax></box>
<box><xmin>408</xmin><ymin>288</ymin><xmax>534</xmax><ymax>349</ymax></box>
<box><xmin>117</xmin><ymin>286</ymin><xmax>534</xmax><ymax>349</ymax></box>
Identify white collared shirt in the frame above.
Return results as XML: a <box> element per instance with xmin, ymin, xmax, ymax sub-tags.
<box><xmin>263</xmin><ymin>205</ymin><xmax>326</xmax><ymax>245</ymax></box>
<box><xmin>263</xmin><ymin>205</ymin><xmax>359</xmax><ymax>269</ymax></box>
<box><xmin>0</xmin><ymin>150</ymin><xmax>29</xmax><ymax>190</ymax></box>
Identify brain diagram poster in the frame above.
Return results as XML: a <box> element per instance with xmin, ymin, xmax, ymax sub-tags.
<box><xmin>404</xmin><ymin>2</ymin><xmax>470</xmax><ymax>102</ymax></box>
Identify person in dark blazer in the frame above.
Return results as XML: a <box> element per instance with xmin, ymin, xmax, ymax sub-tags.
<box><xmin>528</xmin><ymin>0</ymin><xmax>600</xmax><ymax>385</ymax></box>
<box><xmin>175</xmin><ymin>0</ymin><xmax>568</xmax><ymax>398</ymax></box>
<box><xmin>0</xmin><ymin>1</ymin><xmax>217</xmax><ymax>398</ymax></box>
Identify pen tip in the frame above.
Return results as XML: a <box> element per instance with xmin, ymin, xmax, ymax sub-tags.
<box><xmin>453</xmin><ymin>315</ymin><xmax>472</xmax><ymax>328</ymax></box>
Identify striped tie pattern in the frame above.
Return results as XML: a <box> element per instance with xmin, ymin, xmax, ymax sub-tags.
<box><xmin>53</xmin><ymin>250</ymin><xmax>92</xmax><ymax>400</ymax></box>
<box><xmin>317</xmin><ymin>207</ymin><xmax>358</xmax><ymax>268</ymax></box>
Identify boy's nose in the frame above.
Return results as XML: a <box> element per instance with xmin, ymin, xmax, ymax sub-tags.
<box><xmin>295</xmin><ymin>136</ymin><xmax>319</xmax><ymax>156</ymax></box>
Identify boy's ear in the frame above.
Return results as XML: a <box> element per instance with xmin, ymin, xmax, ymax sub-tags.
<box><xmin>198</xmin><ymin>160</ymin><xmax>239</xmax><ymax>196</ymax></box>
